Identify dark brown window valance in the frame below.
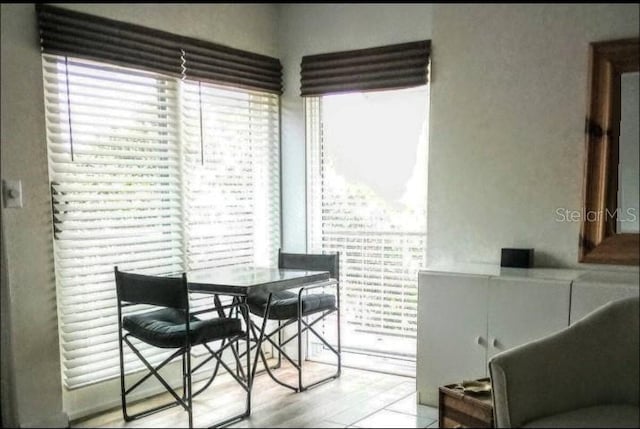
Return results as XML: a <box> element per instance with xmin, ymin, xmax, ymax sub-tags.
<box><xmin>300</xmin><ymin>40</ymin><xmax>430</xmax><ymax>97</ymax></box>
<box><xmin>36</xmin><ymin>4</ymin><xmax>282</xmax><ymax>94</ymax></box>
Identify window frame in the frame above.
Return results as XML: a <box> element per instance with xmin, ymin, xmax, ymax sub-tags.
<box><xmin>304</xmin><ymin>86</ymin><xmax>429</xmax><ymax>359</ymax></box>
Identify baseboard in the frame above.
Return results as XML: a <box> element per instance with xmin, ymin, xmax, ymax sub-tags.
<box><xmin>418</xmin><ymin>390</ymin><xmax>438</xmax><ymax>407</ymax></box>
<box><xmin>21</xmin><ymin>411</ymin><xmax>69</xmax><ymax>428</ymax></box>
<box><xmin>65</xmin><ymin>363</ymin><xmax>212</xmax><ymax>422</ymax></box>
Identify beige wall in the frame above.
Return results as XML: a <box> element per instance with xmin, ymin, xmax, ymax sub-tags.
<box><xmin>1</xmin><ymin>219</ymin><xmax>18</xmax><ymax>427</ymax></box>
<box><xmin>0</xmin><ymin>3</ymin><xmax>278</xmax><ymax>426</ymax></box>
<box><xmin>278</xmin><ymin>4</ymin><xmax>640</xmax><ymax>269</ymax></box>
<box><xmin>427</xmin><ymin>4</ymin><xmax>639</xmax><ymax>268</ymax></box>
<box><xmin>1</xmin><ymin>4</ymin><xmax>65</xmax><ymax>426</ymax></box>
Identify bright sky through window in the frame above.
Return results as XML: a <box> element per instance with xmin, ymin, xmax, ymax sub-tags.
<box><xmin>321</xmin><ymin>87</ymin><xmax>428</xmax><ymax>231</ymax></box>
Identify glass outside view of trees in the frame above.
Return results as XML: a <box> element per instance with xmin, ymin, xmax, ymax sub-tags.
<box><xmin>307</xmin><ymin>86</ymin><xmax>429</xmax><ymax>364</ymax></box>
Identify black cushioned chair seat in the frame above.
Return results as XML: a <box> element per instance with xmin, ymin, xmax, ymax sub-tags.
<box><xmin>247</xmin><ymin>290</ymin><xmax>336</xmax><ymax>320</ymax></box>
<box><xmin>123</xmin><ymin>308</ymin><xmax>243</xmax><ymax>348</ymax></box>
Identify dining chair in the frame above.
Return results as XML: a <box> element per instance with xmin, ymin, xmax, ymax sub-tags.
<box><xmin>114</xmin><ymin>267</ymin><xmax>251</xmax><ymax>428</ymax></box>
<box><xmin>246</xmin><ymin>249</ymin><xmax>341</xmax><ymax>392</ymax></box>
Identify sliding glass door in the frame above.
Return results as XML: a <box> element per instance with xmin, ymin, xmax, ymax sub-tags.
<box><xmin>306</xmin><ymin>86</ymin><xmax>429</xmax><ymax>372</ymax></box>
<box><xmin>43</xmin><ymin>55</ymin><xmax>281</xmax><ymax>390</ymax></box>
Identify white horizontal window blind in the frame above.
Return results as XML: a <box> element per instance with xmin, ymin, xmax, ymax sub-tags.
<box><xmin>306</xmin><ymin>87</ymin><xmax>428</xmax><ymax>358</ymax></box>
<box><xmin>44</xmin><ymin>55</ymin><xmax>183</xmax><ymax>388</ymax></box>
<box><xmin>43</xmin><ymin>54</ymin><xmax>280</xmax><ymax>389</ymax></box>
<box><xmin>182</xmin><ymin>82</ymin><xmax>280</xmax><ymax>271</ymax></box>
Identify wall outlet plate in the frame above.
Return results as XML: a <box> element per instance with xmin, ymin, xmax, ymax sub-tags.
<box><xmin>2</xmin><ymin>179</ymin><xmax>23</xmax><ymax>208</ymax></box>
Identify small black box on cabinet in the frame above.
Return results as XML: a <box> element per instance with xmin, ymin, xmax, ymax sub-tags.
<box><xmin>501</xmin><ymin>248</ymin><xmax>534</xmax><ymax>268</ymax></box>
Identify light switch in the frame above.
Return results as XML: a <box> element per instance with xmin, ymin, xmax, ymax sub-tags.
<box><xmin>3</xmin><ymin>180</ymin><xmax>23</xmax><ymax>208</ymax></box>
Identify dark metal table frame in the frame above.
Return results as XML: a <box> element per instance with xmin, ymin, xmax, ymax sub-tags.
<box><xmin>187</xmin><ymin>267</ymin><xmax>337</xmax><ymax>426</ymax></box>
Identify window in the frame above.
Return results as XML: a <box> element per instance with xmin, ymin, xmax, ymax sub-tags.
<box><xmin>43</xmin><ymin>54</ymin><xmax>280</xmax><ymax>389</ymax></box>
<box><xmin>306</xmin><ymin>86</ymin><xmax>428</xmax><ymax>364</ymax></box>
<box><xmin>181</xmin><ymin>82</ymin><xmax>281</xmax><ymax>270</ymax></box>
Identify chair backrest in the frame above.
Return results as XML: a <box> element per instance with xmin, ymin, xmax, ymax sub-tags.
<box><xmin>278</xmin><ymin>249</ymin><xmax>339</xmax><ymax>279</ymax></box>
<box><xmin>490</xmin><ymin>295</ymin><xmax>639</xmax><ymax>427</ymax></box>
<box><xmin>114</xmin><ymin>267</ymin><xmax>188</xmax><ymax>309</ymax></box>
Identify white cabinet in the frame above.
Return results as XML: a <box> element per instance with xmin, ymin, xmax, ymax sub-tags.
<box><xmin>570</xmin><ymin>270</ymin><xmax>639</xmax><ymax>323</ymax></box>
<box><xmin>417</xmin><ymin>265</ymin><xmax>639</xmax><ymax>406</ymax></box>
<box><xmin>417</xmin><ymin>266</ymin><xmax>575</xmax><ymax>406</ymax></box>
<box><xmin>417</xmin><ymin>272</ymin><xmax>489</xmax><ymax>406</ymax></box>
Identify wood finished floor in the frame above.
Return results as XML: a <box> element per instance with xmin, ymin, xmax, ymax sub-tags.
<box><xmin>73</xmin><ymin>362</ymin><xmax>439</xmax><ymax>428</ymax></box>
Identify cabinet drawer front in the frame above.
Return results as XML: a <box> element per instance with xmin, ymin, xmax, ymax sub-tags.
<box><xmin>441</xmin><ymin>394</ymin><xmax>493</xmax><ymax>428</ymax></box>
<box><xmin>442</xmin><ymin>415</ymin><xmax>492</xmax><ymax>428</ymax></box>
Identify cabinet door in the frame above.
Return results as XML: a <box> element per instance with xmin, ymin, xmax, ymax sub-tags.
<box><xmin>487</xmin><ymin>277</ymin><xmax>570</xmax><ymax>360</ymax></box>
<box><xmin>417</xmin><ymin>272</ymin><xmax>488</xmax><ymax>406</ymax></box>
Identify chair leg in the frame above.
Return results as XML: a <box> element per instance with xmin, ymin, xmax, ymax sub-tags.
<box><xmin>255</xmin><ymin>310</ymin><xmax>341</xmax><ymax>392</ymax></box>
<box><xmin>186</xmin><ymin>347</ymin><xmax>193</xmax><ymax>429</ymax></box>
<box><xmin>299</xmin><ymin>320</ymin><xmax>341</xmax><ymax>390</ymax></box>
<box><xmin>120</xmin><ymin>333</ymin><xmax>185</xmax><ymax>421</ymax></box>
<box><xmin>337</xmin><ymin>282</ymin><xmax>342</xmax><ymax>377</ymax></box>
<box><xmin>295</xmin><ymin>281</ymin><xmax>342</xmax><ymax>392</ymax></box>
<box><xmin>248</xmin><ymin>295</ymin><xmax>298</xmax><ymax>392</ymax></box>
<box><xmin>277</xmin><ymin>320</ymin><xmax>282</xmax><ymax>369</ymax></box>
<box><xmin>245</xmin><ymin>310</ymin><xmax>252</xmax><ymax>417</ymax></box>
<box><xmin>251</xmin><ymin>286</ymin><xmax>342</xmax><ymax>394</ymax></box>
<box><xmin>263</xmin><ymin>314</ymin><xmax>341</xmax><ymax>393</ymax></box>
<box><xmin>203</xmin><ymin>333</ymin><xmax>253</xmax><ymax>428</ymax></box>
<box><xmin>118</xmin><ymin>324</ymin><xmax>131</xmax><ymax>421</ymax></box>
<box><xmin>298</xmin><ymin>292</ymin><xmax>304</xmax><ymax>392</ymax></box>
<box><xmin>182</xmin><ymin>352</ymin><xmax>187</xmax><ymax>401</ymax></box>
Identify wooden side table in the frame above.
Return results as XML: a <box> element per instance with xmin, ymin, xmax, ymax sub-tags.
<box><xmin>438</xmin><ymin>378</ymin><xmax>494</xmax><ymax>428</ymax></box>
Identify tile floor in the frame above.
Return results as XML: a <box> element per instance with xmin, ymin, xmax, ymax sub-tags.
<box><xmin>73</xmin><ymin>363</ymin><xmax>440</xmax><ymax>428</ymax></box>
<box><xmin>333</xmin><ymin>392</ymin><xmax>438</xmax><ymax>428</ymax></box>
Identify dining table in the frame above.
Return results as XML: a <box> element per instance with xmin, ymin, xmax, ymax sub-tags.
<box><xmin>186</xmin><ymin>265</ymin><xmax>336</xmax><ymax>394</ymax></box>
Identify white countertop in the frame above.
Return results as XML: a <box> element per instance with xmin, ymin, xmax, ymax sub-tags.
<box><xmin>421</xmin><ymin>263</ymin><xmax>640</xmax><ymax>284</ymax></box>
<box><xmin>421</xmin><ymin>263</ymin><xmax>584</xmax><ymax>281</ymax></box>
<box><xmin>574</xmin><ymin>269</ymin><xmax>640</xmax><ymax>286</ymax></box>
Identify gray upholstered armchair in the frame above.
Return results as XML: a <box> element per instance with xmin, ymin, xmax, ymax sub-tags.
<box><xmin>489</xmin><ymin>296</ymin><xmax>639</xmax><ymax>428</ymax></box>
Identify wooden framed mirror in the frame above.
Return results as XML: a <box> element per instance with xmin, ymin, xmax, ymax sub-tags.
<box><xmin>579</xmin><ymin>38</ymin><xmax>639</xmax><ymax>265</ymax></box>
